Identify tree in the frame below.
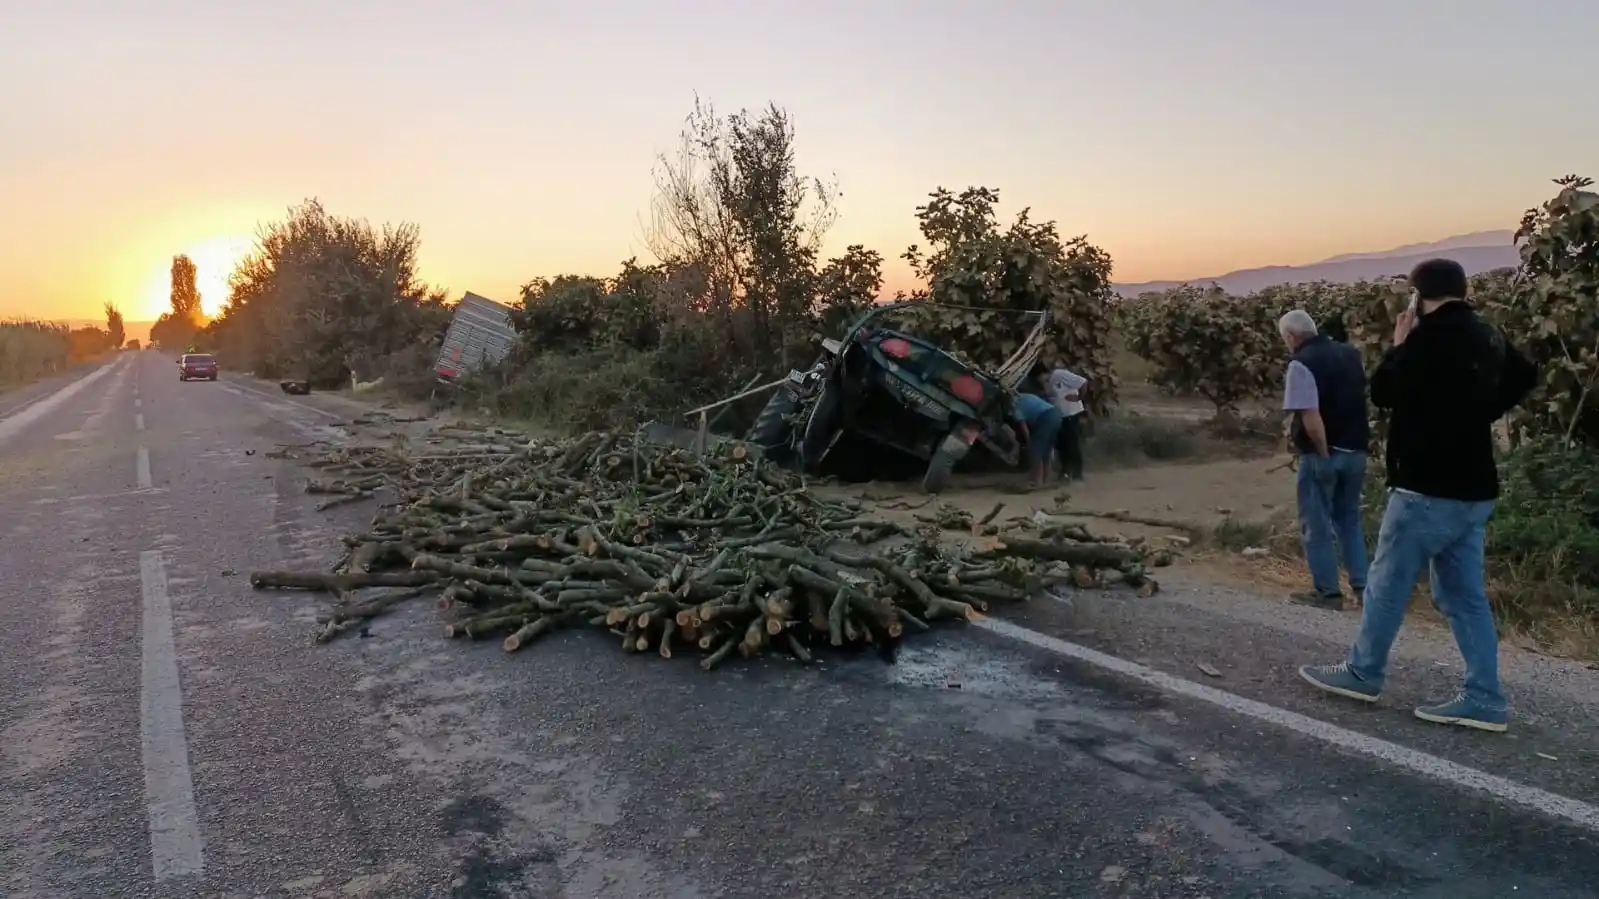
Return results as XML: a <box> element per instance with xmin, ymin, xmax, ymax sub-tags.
<box><xmin>150</xmin><ymin>254</ymin><xmax>207</xmax><ymax>350</ymax></box>
<box><xmin>646</xmin><ymin>97</ymin><xmax>838</xmax><ymax>367</ymax></box>
<box><xmin>896</xmin><ymin>187</ymin><xmax>1121</xmax><ymax>414</ymax></box>
<box><xmin>1117</xmin><ymin>285</ymin><xmax>1280</xmax><ymax>415</ymax></box>
<box><xmin>104</xmin><ymin>303</ymin><xmax>125</xmax><ymax>350</ymax></box>
<box><xmin>813</xmin><ymin>245</ymin><xmax>883</xmax><ymax>335</ymax></box>
<box><xmin>205</xmin><ymin>199</ymin><xmax>450</xmax><ymax>386</ymax></box>
<box><xmin>170</xmin><ymin>255</ymin><xmax>202</xmax><ymax>321</ymax></box>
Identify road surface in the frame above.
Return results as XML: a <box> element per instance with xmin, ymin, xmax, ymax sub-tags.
<box><xmin>2</xmin><ymin>351</ymin><xmax>1597</xmax><ymax>898</ymax></box>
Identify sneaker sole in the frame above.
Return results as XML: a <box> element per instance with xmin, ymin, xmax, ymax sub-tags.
<box><xmin>1298</xmin><ymin>668</ymin><xmax>1380</xmax><ymax>703</ymax></box>
<box><xmin>1413</xmin><ymin>709</ymin><xmax>1509</xmax><ymax>733</ymax></box>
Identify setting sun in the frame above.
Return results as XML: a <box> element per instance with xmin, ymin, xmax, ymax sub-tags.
<box><xmin>140</xmin><ymin>235</ymin><xmax>253</xmax><ymax>320</ymax></box>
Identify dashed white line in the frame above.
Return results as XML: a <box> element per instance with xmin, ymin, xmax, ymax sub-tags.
<box><xmin>139</xmin><ymin>550</ymin><xmax>205</xmax><ymax>880</ymax></box>
<box><xmin>135</xmin><ymin>397</ymin><xmax>143</xmax><ymax>409</ymax></box>
<box><xmin>136</xmin><ymin>447</ymin><xmax>152</xmax><ymax>489</ymax></box>
<box><xmin>973</xmin><ymin>616</ymin><xmax>1599</xmax><ymax>834</ymax></box>
<box><xmin>135</xmin><ymin>413</ymin><xmax>145</xmax><ymax>431</ymax></box>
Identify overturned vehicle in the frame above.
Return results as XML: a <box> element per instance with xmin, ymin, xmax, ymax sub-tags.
<box><xmin>745</xmin><ymin>302</ymin><xmax>1050</xmax><ymax>493</ymax></box>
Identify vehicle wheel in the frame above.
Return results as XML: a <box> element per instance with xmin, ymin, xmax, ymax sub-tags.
<box><xmin>209</xmin><ymin>375</ymin><xmax>217</xmax><ymax>381</ymax></box>
<box><xmin>745</xmin><ymin>390</ymin><xmax>798</xmax><ymax>451</ymax></box>
<box><xmin>922</xmin><ymin>432</ymin><xmax>972</xmax><ymax>494</ymax></box>
<box><xmin>799</xmin><ymin>379</ymin><xmax>843</xmax><ymax>474</ymax></box>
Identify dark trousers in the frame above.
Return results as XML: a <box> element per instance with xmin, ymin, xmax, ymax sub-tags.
<box><xmin>1055</xmin><ymin>412</ymin><xmax>1085</xmax><ymax>480</ymax></box>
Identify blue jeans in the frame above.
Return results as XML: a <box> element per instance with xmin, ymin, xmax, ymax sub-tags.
<box><xmin>1027</xmin><ymin>409</ymin><xmax>1062</xmax><ymax>468</ymax></box>
<box><xmin>1297</xmin><ymin>451</ymin><xmax>1369</xmax><ymax>595</ymax></box>
<box><xmin>1348</xmin><ymin>490</ymin><xmax>1504</xmax><ymax>709</ymax></box>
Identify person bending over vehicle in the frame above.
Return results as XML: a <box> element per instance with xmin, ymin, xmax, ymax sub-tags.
<box><xmin>1012</xmin><ymin>391</ymin><xmax>1062</xmax><ymax>489</ymax></box>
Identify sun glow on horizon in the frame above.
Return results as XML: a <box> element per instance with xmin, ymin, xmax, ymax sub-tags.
<box><xmin>140</xmin><ymin>235</ymin><xmax>254</xmax><ymax>320</ymax></box>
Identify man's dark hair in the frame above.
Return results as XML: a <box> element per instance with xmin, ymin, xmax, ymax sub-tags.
<box><xmin>1409</xmin><ymin>258</ymin><xmax>1469</xmax><ymax>302</ymax></box>
<box><xmin>1029</xmin><ymin>362</ymin><xmax>1050</xmax><ymax>382</ymax></box>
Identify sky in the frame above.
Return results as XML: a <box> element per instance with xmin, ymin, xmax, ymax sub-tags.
<box><xmin>2</xmin><ymin>0</ymin><xmax>1595</xmax><ymax>323</ymax></box>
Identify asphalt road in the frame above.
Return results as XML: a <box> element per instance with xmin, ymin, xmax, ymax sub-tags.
<box><xmin>2</xmin><ymin>351</ymin><xmax>1597</xmax><ymax>899</ymax></box>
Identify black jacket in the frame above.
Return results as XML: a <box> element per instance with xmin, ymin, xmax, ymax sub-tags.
<box><xmin>1371</xmin><ymin>301</ymin><xmax>1537</xmax><ymax>501</ymax></box>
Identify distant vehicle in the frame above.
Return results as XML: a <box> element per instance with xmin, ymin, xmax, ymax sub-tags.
<box><xmin>434</xmin><ymin>292</ymin><xmax>516</xmax><ymax>389</ymax></box>
<box><xmin>178</xmin><ymin>353</ymin><xmax>218</xmax><ymax>381</ymax></box>
<box><xmin>125</xmin><ymin>339</ymin><xmax>141</xmax><ymax>351</ymax></box>
<box><xmin>746</xmin><ymin>301</ymin><xmax>1050</xmax><ymax>493</ymax></box>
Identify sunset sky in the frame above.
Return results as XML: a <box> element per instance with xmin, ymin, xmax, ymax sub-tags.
<box><xmin>3</xmin><ymin>0</ymin><xmax>1595</xmax><ymax>322</ymax></box>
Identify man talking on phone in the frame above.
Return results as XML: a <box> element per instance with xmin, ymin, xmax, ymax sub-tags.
<box><xmin>1298</xmin><ymin>258</ymin><xmax>1536</xmax><ymax>732</ymax></box>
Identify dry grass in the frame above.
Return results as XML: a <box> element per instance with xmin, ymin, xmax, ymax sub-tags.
<box><xmin>1188</xmin><ymin>512</ymin><xmax>1599</xmax><ymax>663</ymax></box>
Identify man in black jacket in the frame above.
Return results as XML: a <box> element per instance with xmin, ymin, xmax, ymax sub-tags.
<box><xmin>1298</xmin><ymin>259</ymin><xmax>1537</xmax><ymax>733</ymax></box>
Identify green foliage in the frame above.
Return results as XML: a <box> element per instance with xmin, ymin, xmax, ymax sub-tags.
<box><xmin>1492</xmin><ymin>439</ymin><xmax>1599</xmax><ymax>584</ymax></box>
<box><xmin>813</xmin><ymin>245</ymin><xmax>883</xmax><ymax>336</ymax></box>
<box><xmin>491</xmin><ymin>104</ymin><xmax>1126</xmax><ymax>435</ymax></box>
<box><xmin>893</xmin><ymin>187</ymin><xmax>1120</xmax><ymax>414</ymax></box>
<box><xmin>511</xmin><ymin>259</ymin><xmax>702</xmax><ymax>353</ymax></box>
<box><xmin>1111</xmin><ymin>175</ymin><xmax>1599</xmax><ymax>645</ymax></box>
<box><xmin>1114</xmin><ymin>176</ymin><xmax>1596</xmax><ymax>454</ymax></box>
<box><xmin>202</xmin><ymin>199</ymin><xmax>451</xmax><ymax>387</ymax></box>
<box><xmin>1481</xmin><ymin>175</ymin><xmax>1599</xmax><ymax>446</ymax></box>
<box><xmin>646</xmin><ymin>98</ymin><xmax>840</xmax><ymax>370</ymax></box>
<box><xmin>1118</xmin><ymin>284</ymin><xmax>1279</xmax><ymax>414</ymax></box>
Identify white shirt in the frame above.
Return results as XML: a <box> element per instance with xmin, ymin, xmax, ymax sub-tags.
<box><xmin>1047</xmin><ymin>368</ymin><xmax>1087</xmax><ymax>417</ymax></box>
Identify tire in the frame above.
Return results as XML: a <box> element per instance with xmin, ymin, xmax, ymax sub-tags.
<box><xmin>922</xmin><ymin>433</ymin><xmax>972</xmax><ymax>494</ymax></box>
<box><xmin>208</xmin><ymin>375</ymin><xmax>217</xmax><ymax>381</ymax></box>
<box><xmin>745</xmin><ymin>389</ymin><xmax>799</xmax><ymax>451</ymax></box>
<box><xmin>799</xmin><ymin>380</ymin><xmax>843</xmax><ymax>474</ymax></box>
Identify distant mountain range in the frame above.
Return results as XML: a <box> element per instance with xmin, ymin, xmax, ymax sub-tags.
<box><xmin>1112</xmin><ymin>230</ymin><xmax>1520</xmax><ymax>297</ymax></box>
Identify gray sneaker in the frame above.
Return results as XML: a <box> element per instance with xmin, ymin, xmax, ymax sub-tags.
<box><xmin>1415</xmin><ymin>694</ymin><xmax>1509</xmax><ymax>733</ymax></box>
<box><xmin>1298</xmin><ymin>662</ymin><xmax>1381</xmax><ymax>702</ymax></box>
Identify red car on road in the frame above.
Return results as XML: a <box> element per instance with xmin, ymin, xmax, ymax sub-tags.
<box><xmin>178</xmin><ymin>353</ymin><xmax>219</xmax><ymax>381</ymax></box>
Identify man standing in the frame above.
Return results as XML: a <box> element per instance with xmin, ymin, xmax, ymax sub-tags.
<box><xmin>1012</xmin><ymin>389</ymin><xmax>1063</xmax><ymax>489</ymax></box>
<box><xmin>1278</xmin><ymin>309</ymin><xmax>1370</xmax><ymax>611</ymax></box>
<box><xmin>1039</xmin><ymin>363</ymin><xmax>1088</xmax><ymax>482</ymax></box>
<box><xmin>1298</xmin><ymin>259</ymin><xmax>1536</xmax><ymax>733</ymax></box>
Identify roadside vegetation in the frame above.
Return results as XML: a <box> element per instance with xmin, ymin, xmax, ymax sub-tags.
<box><xmin>1123</xmin><ymin>177</ymin><xmax>1599</xmax><ymax>652</ymax></box>
<box><xmin>0</xmin><ymin>308</ymin><xmax>121</xmax><ymax>390</ymax></box>
<box><xmin>162</xmin><ymin>93</ymin><xmax>1598</xmax><ymax>657</ymax></box>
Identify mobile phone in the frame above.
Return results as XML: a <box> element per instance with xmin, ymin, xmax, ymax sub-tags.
<box><xmin>1406</xmin><ymin>288</ymin><xmax>1419</xmax><ymax>315</ymax></box>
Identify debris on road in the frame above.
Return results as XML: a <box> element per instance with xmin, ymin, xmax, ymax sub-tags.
<box><xmin>250</xmin><ymin>427</ymin><xmax>1162</xmax><ymax>667</ymax></box>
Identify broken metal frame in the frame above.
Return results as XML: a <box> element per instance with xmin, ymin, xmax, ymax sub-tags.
<box><xmin>673</xmin><ymin>301</ymin><xmax>1053</xmax><ymax>455</ymax></box>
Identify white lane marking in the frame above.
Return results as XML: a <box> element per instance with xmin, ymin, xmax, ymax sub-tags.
<box><xmin>136</xmin><ymin>413</ymin><xmax>146</xmax><ymax>431</ymax></box>
<box><xmin>139</xmin><ymin>550</ymin><xmax>205</xmax><ymax>880</ymax></box>
<box><xmin>135</xmin><ymin>397</ymin><xmax>143</xmax><ymax>409</ymax></box>
<box><xmin>137</xmin><ymin>447</ymin><xmax>152</xmax><ymax>489</ymax></box>
<box><xmin>218</xmin><ymin>379</ymin><xmax>344</xmax><ymax>420</ymax></box>
<box><xmin>973</xmin><ymin>616</ymin><xmax>1599</xmax><ymax>834</ymax></box>
<box><xmin>0</xmin><ymin>356</ymin><xmax>125</xmax><ymax>446</ymax></box>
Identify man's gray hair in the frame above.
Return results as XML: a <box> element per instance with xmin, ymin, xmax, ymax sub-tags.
<box><xmin>1278</xmin><ymin>309</ymin><xmax>1318</xmax><ymax>338</ymax></box>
